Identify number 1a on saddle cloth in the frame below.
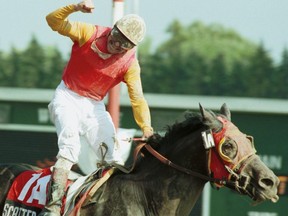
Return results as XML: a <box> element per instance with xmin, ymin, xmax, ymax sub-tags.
<box><xmin>3</xmin><ymin>168</ymin><xmax>62</xmax><ymax>216</ymax></box>
<box><xmin>2</xmin><ymin>167</ymin><xmax>110</xmax><ymax>216</ymax></box>
<box><xmin>3</xmin><ymin>167</ymin><xmax>79</xmax><ymax>216</ymax></box>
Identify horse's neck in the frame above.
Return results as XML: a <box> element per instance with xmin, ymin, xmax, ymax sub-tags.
<box><xmin>157</xmin><ymin>175</ymin><xmax>206</xmax><ymax>215</ymax></box>
<box><xmin>124</xmin><ymin>163</ymin><xmax>207</xmax><ymax>216</ymax></box>
<box><xmin>131</xmin><ymin>130</ymin><xmax>208</xmax><ymax>215</ymax></box>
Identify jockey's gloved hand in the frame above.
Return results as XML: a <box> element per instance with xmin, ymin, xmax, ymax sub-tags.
<box><xmin>74</xmin><ymin>0</ymin><xmax>95</xmax><ymax>13</ymax></box>
<box><xmin>142</xmin><ymin>127</ymin><xmax>154</xmax><ymax>139</ymax></box>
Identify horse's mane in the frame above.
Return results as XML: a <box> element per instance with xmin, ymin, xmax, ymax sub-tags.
<box><xmin>147</xmin><ymin>111</ymin><xmax>206</xmax><ymax>150</ymax></box>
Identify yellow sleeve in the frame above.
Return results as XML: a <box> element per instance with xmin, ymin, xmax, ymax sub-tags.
<box><xmin>46</xmin><ymin>4</ymin><xmax>95</xmax><ymax>47</ymax></box>
<box><xmin>124</xmin><ymin>60</ymin><xmax>153</xmax><ymax>134</ymax></box>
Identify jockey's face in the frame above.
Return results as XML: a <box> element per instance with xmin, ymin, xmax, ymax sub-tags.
<box><xmin>107</xmin><ymin>27</ymin><xmax>135</xmax><ymax>54</ymax></box>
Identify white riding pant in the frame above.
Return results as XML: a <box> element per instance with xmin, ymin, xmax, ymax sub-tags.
<box><xmin>48</xmin><ymin>81</ymin><xmax>123</xmax><ymax>165</ymax></box>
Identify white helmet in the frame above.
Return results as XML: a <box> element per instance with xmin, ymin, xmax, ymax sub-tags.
<box><xmin>115</xmin><ymin>14</ymin><xmax>146</xmax><ymax>45</ymax></box>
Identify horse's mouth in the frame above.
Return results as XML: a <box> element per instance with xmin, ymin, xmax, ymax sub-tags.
<box><xmin>251</xmin><ymin>189</ymin><xmax>279</xmax><ymax>205</ymax></box>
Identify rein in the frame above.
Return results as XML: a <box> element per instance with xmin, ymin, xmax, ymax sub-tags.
<box><xmin>142</xmin><ymin>142</ymin><xmax>255</xmax><ymax>199</ymax></box>
<box><xmin>112</xmin><ymin>131</ymin><xmax>255</xmax><ymax>198</ymax></box>
<box><xmin>144</xmin><ymin>144</ymin><xmax>227</xmax><ymax>185</ymax></box>
<box><xmin>113</xmin><ymin>139</ymin><xmax>229</xmax><ymax>186</ymax></box>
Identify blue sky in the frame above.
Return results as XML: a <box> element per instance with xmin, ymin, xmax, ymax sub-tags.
<box><xmin>0</xmin><ymin>0</ymin><xmax>287</xmax><ymax>62</ymax></box>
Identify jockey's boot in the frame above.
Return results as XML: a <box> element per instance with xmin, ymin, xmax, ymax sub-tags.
<box><xmin>38</xmin><ymin>167</ymin><xmax>69</xmax><ymax>216</ymax></box>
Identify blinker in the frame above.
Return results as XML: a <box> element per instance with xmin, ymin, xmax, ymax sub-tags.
<box><xmin>218</xmin><ymin>137</ymin><xmax>233</xmax><ymax>162</ymax></box>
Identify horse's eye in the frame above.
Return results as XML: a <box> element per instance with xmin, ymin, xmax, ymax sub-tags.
<box><xmin>221</xmin><ymin>141</ymin><xmax>238</xmax><ymax>160</ymax></box>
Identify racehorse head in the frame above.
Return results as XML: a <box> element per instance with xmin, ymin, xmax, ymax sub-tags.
<box><xmin>199</xmin><ymin>103</ymin><xmax>279</xmax><ymax>204</ymax></box>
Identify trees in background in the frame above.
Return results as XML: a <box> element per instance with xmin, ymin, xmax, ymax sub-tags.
<box><xmin>274</xmin><ymin>48</ymin><xmax>288</xmax><ymax>98</ymax></box>
<box><xmin>0</xmin><ymin>20</ymin><xmax>287</xmax><ymax>99</ymax></box>
<box><xmin>140</xmin><ymin>20</ymin><xmax>286</xmax><ymax>99</ymax></box>
<box><xmin>0</xmin><ymin>36</ymin><xmax>65</xmax><ymax>89</ymax></box>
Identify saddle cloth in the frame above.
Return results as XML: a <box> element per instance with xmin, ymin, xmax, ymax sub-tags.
<box><xmin>2</xmin><ymin>167</ymin><xmax>111</xmax><ymax>216</ymax></box>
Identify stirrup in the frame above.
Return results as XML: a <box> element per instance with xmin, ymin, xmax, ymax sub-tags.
<box><xmin>97</xmin><ymin>143</ymin><xmax>109</xmax><ymax>168</ymax></box>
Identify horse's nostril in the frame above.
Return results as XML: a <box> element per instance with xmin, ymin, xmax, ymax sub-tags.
<box><xmin>260</xmin><ymin>178</ymin><xmax>274</xmax><ymax>188</ymax></box>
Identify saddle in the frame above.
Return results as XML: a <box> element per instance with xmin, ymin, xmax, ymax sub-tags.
<box><xmin>2</xmin><ymin>167</ymin><xmax>115</xmax><ymax>216</ymax></box>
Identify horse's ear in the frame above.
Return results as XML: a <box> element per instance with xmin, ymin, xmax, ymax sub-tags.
<box><xmin>199</xmin><ymin>103</ymin><xmax>222</xmax><ymax>132</ymax></box>
<box><xmin>199</xmin><ymin>103</ymin><xmax>208</xmax><ymax>119</ymax></box>
<box><xmin>220</xmin><ymin>103</ymin><xmax>231</xmax><ymax>121</ymax></box>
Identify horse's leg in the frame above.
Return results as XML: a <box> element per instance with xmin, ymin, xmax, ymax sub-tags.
<box><xmin>0</xmin><ymin>163</ymin><xmax>40</xmax><ymax>213</ymax></box>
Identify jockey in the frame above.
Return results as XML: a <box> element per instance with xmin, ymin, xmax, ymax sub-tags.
<box><xmin>39</xmin><ymin>1</ymin><xmax>153</xmax><ymax>216</ymax></box>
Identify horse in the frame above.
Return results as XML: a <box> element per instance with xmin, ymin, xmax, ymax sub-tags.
<box><xmin>0</xmin><ymin>104</ymin><xmax>279</xmax><ymax>216</ymax></box>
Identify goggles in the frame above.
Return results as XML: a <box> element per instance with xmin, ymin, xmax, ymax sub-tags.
<box><xmin>110</xmin><ymin>28</ymin><xmax>135</xmax><ymax>50</ymax></box>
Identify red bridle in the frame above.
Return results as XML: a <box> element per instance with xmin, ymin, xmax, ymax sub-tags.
<box><xmin>209</xmin><ymin>117</ymin><xmax>256</xmax><ymax>187</ymax></box>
